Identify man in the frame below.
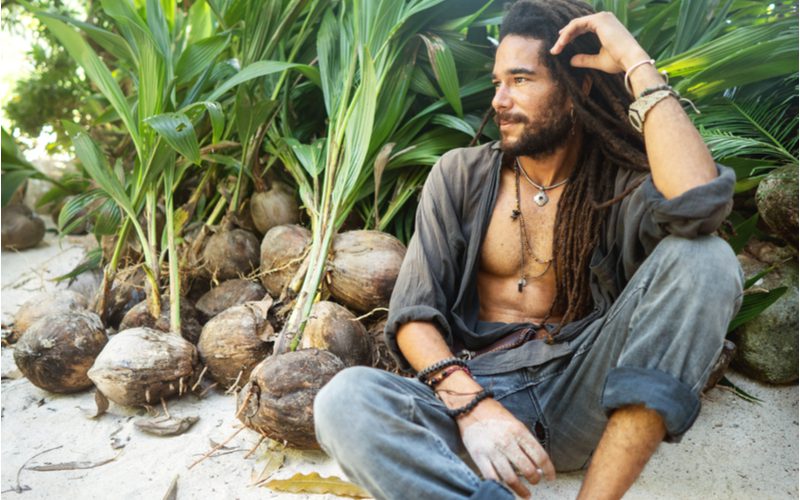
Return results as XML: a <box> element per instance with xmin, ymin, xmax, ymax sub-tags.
<box><xmin>314</xmin><ymin>1</ymin><xmax>743</xmax><ymax>499</ymax></box>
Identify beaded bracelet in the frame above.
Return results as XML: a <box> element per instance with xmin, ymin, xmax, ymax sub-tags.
<box><xmin>443</xmin><ymin>388</ymin><xmax>494</xmax><ymax>419</ymax></box>
<box><xmin>426</xmin><ymin>365</ymin><xmax>472</xmax><ymax>387</ymax></box>
<box><xmin>416</xmin><ymin>357</ymin><xmax>467</xmax><ymax>384</ymax></box>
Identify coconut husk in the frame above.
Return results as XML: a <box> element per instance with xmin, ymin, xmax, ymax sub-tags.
<box><xmin>87</xmin><ymin>327</ymin><xmax>198</xmax><ymax>407</ymax></box>
<box><xmin>2</xmin><ymin>204</ymin><xmax>45</xmax><ymax>250</ymax></box>
<box><xmin>197</xmin><ymin>300</ymin><xmax>274</xmax><ymax>388</ymax></box>
<box><xmin>100</xmin><ymin>234</ymin><xmax>141</xmax><ymax>267</ymax></box>
<box><xmin>14</xmin><ymin>290</ymin><xmax>89</xmax><ymax>336</ymax></box>
<box><xmin>300</xmin><ymin>301</ymin><xmax>371</xmax><ymax>367</ymax></box>
<box><xmin>195</xmin><ymin>279</ymin><xmax>268</xmax><ymax>321</ymax></box>
<box><xmin>98</xmin><ymin>266</ymin><xmax>147</xmax><ymax>329</ymax></box>
<box><xmin>259</xmin><ymin>224</ymin><xmax>311</xmax><ymax>297</ymax></box>
<box><xmin>250</xmin><ymin>182</ymin><xmax>300</xmax><ymax>235</ymax></box>
<box><xmin>237</xmin><ymin>349</ymin><xmax>345</xmax><ymax>449</ymax></box>
<box><xmin>365</xmin><ymin>315</ymin><xmax>403</xmax><ymax>373</ymax></box>
<box><xmin>13</xmin><ymin>310</ymin><xmax>107</xmax><ymax>393</ymax></box>
<box><xmin>201</xmin><ymin>225</ymin><xmax>260</xmax><ymax>281</ymax></box>
<box><xmin>327</xmin><ymin>230</ymin><xmax>406</xmax><ymax>313</ymax></box>
<box><xmin>119</xmin><ymin>296</ymin><xmax>204</xmax><ymax>344</ymax></box>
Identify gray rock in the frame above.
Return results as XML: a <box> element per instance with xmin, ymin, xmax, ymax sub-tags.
<box><xmin>731</xmin><ymin>255</ymin><xmax>798</xmax><ymax>384</ymax></box>
<box><xmin>756</xmin><ymin>165</ymin><xmax>798</xmax><ymax>247</ymax></box>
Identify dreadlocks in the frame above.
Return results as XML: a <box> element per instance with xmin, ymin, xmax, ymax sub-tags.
<box><xmin>499</xmin><ymin>0</ymin><xmax>651</xmax><ymax>330</ymax></box>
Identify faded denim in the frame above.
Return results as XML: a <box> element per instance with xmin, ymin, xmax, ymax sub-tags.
<box><xmin>314</xmin><ymin>235</ymin><xmax>743</xmax><ymax>500</ymax></box>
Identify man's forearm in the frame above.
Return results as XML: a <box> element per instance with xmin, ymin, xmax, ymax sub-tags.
<box><xmin>625</xmin><ymin>56</ymin><xmax>718</xmax><ymax>200</ymax></box>
<box><xmin>396</xmin><ymin>321</ymin><xmax>484</xmax><ymax>396</ymax></box>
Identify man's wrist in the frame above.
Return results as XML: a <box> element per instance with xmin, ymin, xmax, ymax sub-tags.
<box><xmin>627</xmin><ymin>64</ymin><xmax>665</xmax><ymax>97</ymax></box>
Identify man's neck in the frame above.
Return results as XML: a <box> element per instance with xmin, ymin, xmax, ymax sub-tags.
<box><xmin>517</xmin><ymin>133</ymin><xmax>582</xmax><ymax>186</ymax></box>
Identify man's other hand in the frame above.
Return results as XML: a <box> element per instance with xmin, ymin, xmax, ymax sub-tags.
<box><xmin>457</xmin><ymin>398</ymin><xmax>556</xmax><ymax>498</ymax></box>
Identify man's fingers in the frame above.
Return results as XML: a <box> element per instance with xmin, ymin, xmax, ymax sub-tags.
<box><xmin>491</xmin><ymin>455</ymin><xmax>530</xmax><ymax>499</ymax></box>
<box><xmin>506</xmin><ymin>443</ymin><xmax>543</xmax><ymax>485</ymax></box>
<box><xmin>550</xmin><ymin>17</ymin><xmax>594</xmax><ymax>54</ymax></box>
<box><xmin>570</xmin><ymin>53</ymin><xmax>602</xmax><ymax>69</ymax></box>
<box><xmin>474</xmin><ymin>455</ymin><xmax>499</xmax><ymax>483</ymax></box>
<box><xmin>518</xmin><ymin>434</ymin><xmax>557</xmax><ymax>481</ymax></box>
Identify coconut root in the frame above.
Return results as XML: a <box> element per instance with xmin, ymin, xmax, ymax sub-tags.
<box><xmin>187</xmin><ymin>426</ymin><xmax>245</xmax><ymax>470</ymax></box>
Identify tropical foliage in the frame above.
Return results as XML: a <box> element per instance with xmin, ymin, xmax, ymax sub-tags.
<box><xmin>4</xmin><ymin>0</ymin><xmax>797</xmax><ymax>346</ymax></box>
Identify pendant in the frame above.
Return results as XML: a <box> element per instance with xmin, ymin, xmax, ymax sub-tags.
<box><xmin>517</xmin><ymin>277</ymin><xmax>527</xmax><ymax>292</ymax></box>
<box><xmin>533</xmin><ymin>190</ymin><xmax>548</xmax><ymax>207</ymax></box>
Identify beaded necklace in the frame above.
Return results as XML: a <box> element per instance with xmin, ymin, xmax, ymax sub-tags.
<box><xmin>511</xmin><ymin>161</ymin><xmax>555</xmax><ymax>292</ymax></box>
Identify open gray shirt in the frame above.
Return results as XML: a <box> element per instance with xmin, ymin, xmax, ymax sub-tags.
<box><xmin>385</xmin><ymin>141</ymin><xmax>735</xmax><ymax>373</ymax></box>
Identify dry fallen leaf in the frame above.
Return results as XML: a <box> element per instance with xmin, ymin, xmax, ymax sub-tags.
<box><xmin>251</xmin><ymin>449</ymin><xmax>285</xmax><ymax>486</ymax></box>
<box><xmin>265</xmin><ymin>472</ymin><xmax>370</xmax><ymax>498</ymax></box>
<box><xmin>135</xmin><ymin>416</ymin><xmax>199</xmax><ymax>436</ymax></box>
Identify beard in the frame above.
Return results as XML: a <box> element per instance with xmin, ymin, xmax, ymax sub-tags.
<box><xmin>496</xmin><ymin>91</ymin><xmax>573</xmax><ymax>159</ymax></box>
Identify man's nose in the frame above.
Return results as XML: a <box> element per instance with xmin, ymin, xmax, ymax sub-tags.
<box><xmin>492</xmin><ymin>85</ymin><xmax>511</xmax><ymax>113</ymax></box>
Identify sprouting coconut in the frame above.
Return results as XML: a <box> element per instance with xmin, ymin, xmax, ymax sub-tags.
<box><xmin>195</xmin><ymin>279</ymin><xmax>267</xmax><ymax>322</ymax></box>
<box><xmin>100</xmin><ymin>265</ymin><xmax>147</xmax><ymax>329</ymax></box>
<box><xmin>87</xmin><ymin>327</ymin><xmax>198</xmax><ymax>407</ymax></box>
<box><xmin>259</xmin><ymin>224</ymin><xmax>311</xmax><ymax>297</ymax></box>
<box><xmin>250</xmin><ymin>181</ymin><xmax>300</xmax><ymax>235</ymax></box>
<box><xmin>1</xmin><ymin>204</ymin><xmax>45</xmax><ymax>250</ymax></box>
<box><xmin>119</xmin><ymin>296</ymin><xmax>204</xmax><ymax>344</ymax></box>
<box><xmin>237</xmin><ymin>349</ymin><xmax>344</xmax><ymax>449</ymax></box>
<box><xmin>13</xmin><ymin>310</ymin><xmax>107</xmax><ymax>393</ymax></box>
<box><xmin>197</xmin><ymin>300</ymin><xmax>274</xmax><ymax>389</ymax></box>
<box><xmin>13</xmin><ymin>290</ymin><xmax>89</xmax><ymax>337</ymax></box>
<box><xmin>300</xmin><ymin>301</ymin><xmax>371</xmax><ymax>367</ymax></box>
<box><xmin>327</xmin><ymin>230</ymin><xmax>406</xmax><ymax>313</ymax></box>
<box><xmin>201</xmin><ymin>220</ymin><xmax>260</xmax><ymax>281</ymax></box>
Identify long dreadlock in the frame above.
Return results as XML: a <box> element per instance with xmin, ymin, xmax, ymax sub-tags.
<box><xmin>499</xmin><ymin>0</ymin><xmax>651</xmax><ymax>330</ymax></box>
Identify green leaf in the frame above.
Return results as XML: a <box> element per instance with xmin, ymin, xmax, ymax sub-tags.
<box><xmin>207</xmin><ymin>61</ymin><xmax>309</xmax><ymax>101</ymax></box>
<box><xmin>727</xmin><ymin>213</ymin><xmax>758</xmax><ymax>254</ymax></box>
<box><xmin>187</xmin><ymin>0</ymin><xmax>213</xmax><ymax>43</ymax></box>
<box><xmin>175</xmin><ymin>33</ymin><xmax>230</xmax><ymax>85</ymax></box>
<box><xmin>31</xmin><ymin>9</ymin><xmax>142</xmax><ymax>157</ymax></box>
<box><xmin>146</xmin><ymin>113</ymin><xmax>201</xmax><ymax>164</ymax></box>
<box><xmin>54</xmin><ymin>247</ymin><xmax>103</xmax><ymax>282</ymax></box>
<box><xmin>420</xmin><ymin>34</ymin><xmax>463</xmax><ymax>117</ymax></box>
<box><xmin>264</xmin><ymin>472</ymin><xmax>369</xmax><ymax>498</ymax></box>
<box><xmin>717</xmin><ymin>376</ymin><xmax>763</xmax><ymax>404</ymax></box>
<box><xmin>728</xmin><ymin>287</ymin><xmax>788</xmax><ymax>332</ymax></box>
<box><xmin>62</xmin><ymin>121</ymin><xmax>134</xmax><ymax>217</ymax></box>
<box><xmin>286</xmin><ymin>138</ymin><xmax>325</xmax><ymax>177</ymax></box>
<box><xmin>1</xmin><ymin>170</ymin><xmax>34</xmax><ymax>207</ymax></box>
<box><xmin>431</xmin><ymin>114</ymin><xmax>476</xmax><ymax>137</ymax></box>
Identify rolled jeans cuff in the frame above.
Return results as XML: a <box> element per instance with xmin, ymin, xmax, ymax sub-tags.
<box><xmin>470</xmin><ymin>480</ymin><xmax>514</xmax><ymax>500</ymax></box>
<box><xmin>601</xmin><ymin>367</ymin><xmax>701</xmax><ymax>443</ymax></box>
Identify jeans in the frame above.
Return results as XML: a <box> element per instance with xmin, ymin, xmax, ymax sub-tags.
<box><xmin>314</xmin><ymin>236</ymin><xmax>743</xmax><ymax>500</ymax></box>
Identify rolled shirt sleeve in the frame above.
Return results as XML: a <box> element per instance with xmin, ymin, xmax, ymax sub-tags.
<box><xmin>384</xmin><ymin>154</ymin><xmax>467</xmax><ymax>369</ymax></box>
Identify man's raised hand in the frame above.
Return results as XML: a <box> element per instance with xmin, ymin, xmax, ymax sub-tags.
<box><xmin>549</xmin><ymin>11</ymin><xmax>651</xmax><ymax>75</ymax></box>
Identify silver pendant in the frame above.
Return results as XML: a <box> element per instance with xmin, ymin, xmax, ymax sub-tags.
<box><xmin>533</xmin><ymin>190</ymin><xmax>548</xmax><ymax>207</ymax></box>
<box><xmin>517</xmin><ymin>277</ymin><xmax>527</xmax><ymax>292</ymax></box>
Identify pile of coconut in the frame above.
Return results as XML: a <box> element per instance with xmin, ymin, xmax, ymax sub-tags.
<box><xmin>8</xmin><ymin>195</ymin><xmax>407</xmax><ymax>449</ymax></box>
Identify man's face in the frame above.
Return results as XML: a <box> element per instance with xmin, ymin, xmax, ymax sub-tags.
<box><xmin>491</xmin><ymin>35</ymin><xmax>573</xmax><ymax>158</ymax></box>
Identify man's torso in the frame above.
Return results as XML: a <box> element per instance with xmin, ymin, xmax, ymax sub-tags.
<box><xmin>476</xmin><ymin>164</ymin><xmax>565</xmax><ymax>330</ymax></box>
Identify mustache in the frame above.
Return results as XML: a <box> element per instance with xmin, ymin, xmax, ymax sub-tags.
<box><xmin>494</xmin><ymin>112</ymin><xmax>528</xmax><ymax>125</ymax></box>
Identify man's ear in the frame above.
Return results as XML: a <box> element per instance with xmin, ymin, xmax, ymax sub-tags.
<box><xmin>581</xmin><ymin>75</ymin><xmax>592</xmax><ymax>95</ymax></box>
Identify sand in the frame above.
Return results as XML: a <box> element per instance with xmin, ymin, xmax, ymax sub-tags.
<box><xmin>2</xmin><ymin>228</ymin><xmax>797</xmax><ymax>499</ymax></box>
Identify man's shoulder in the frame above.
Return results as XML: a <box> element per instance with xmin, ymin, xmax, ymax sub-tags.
<box><xmin>433</xmin><ymin>141</ymin><xmax>501</xmax><ymax>190</ymax></box>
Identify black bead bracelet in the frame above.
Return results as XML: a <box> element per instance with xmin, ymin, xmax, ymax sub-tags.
<box><xmin>416</xmin><ymin>357</ymin><xmax>468</xmax><ymax>384</ymax></box>
<box><xmin>443</xmin><ymin>388</ymin><xmax>493</xmax><ymax>419</ymax></box>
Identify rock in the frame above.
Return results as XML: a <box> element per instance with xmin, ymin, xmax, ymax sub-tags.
<box><xmin>756</xmin><ymin>165</ymin><xmax>798</xmax><ymax>247</ymax></box>
<box><xmin>731</xmin><ymin>256</ymin><xmax>798</xmax><ymax>384</ymax></box>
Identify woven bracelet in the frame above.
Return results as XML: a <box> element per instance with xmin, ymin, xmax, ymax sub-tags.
<box><xmin>444</xmin><ymin>388</ymin><xmax>494</xmax><ymax>419</ymax></box>
<box><xmin>426</xmin><ymin>365</ymin><xmax>472</xmax><ymax>387</ymax></box>
<box><xmin>416</xmin><ymin>357</ymin><xmax>467</xmax><ymax>384</ymax></box>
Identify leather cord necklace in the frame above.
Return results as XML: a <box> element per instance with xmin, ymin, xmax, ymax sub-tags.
<box><xmin>512</xmin><ymin>161</ymin><xmax>553</xmax><ymax>292</ymax></box>
<box><xmin>517</xmin><ymin>158</ymin><xmax>569</xmax><ymax>207</ymax></box>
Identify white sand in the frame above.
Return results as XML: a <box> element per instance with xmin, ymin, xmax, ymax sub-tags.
<box><xmin>2</xmin><ymin>228</ymin><xmax>797</xmax><ymax>499</ymax></box>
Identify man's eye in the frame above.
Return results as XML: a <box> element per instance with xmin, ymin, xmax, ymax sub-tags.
<box><xmin>514</xmin><ymin>77</ymin><xmax>527</xmax><ymax>84</ymax></box>
<box><xmin>492</xmin><ymin>81</ymin><xmax>501</xmax><ymax>88</ymax></box>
